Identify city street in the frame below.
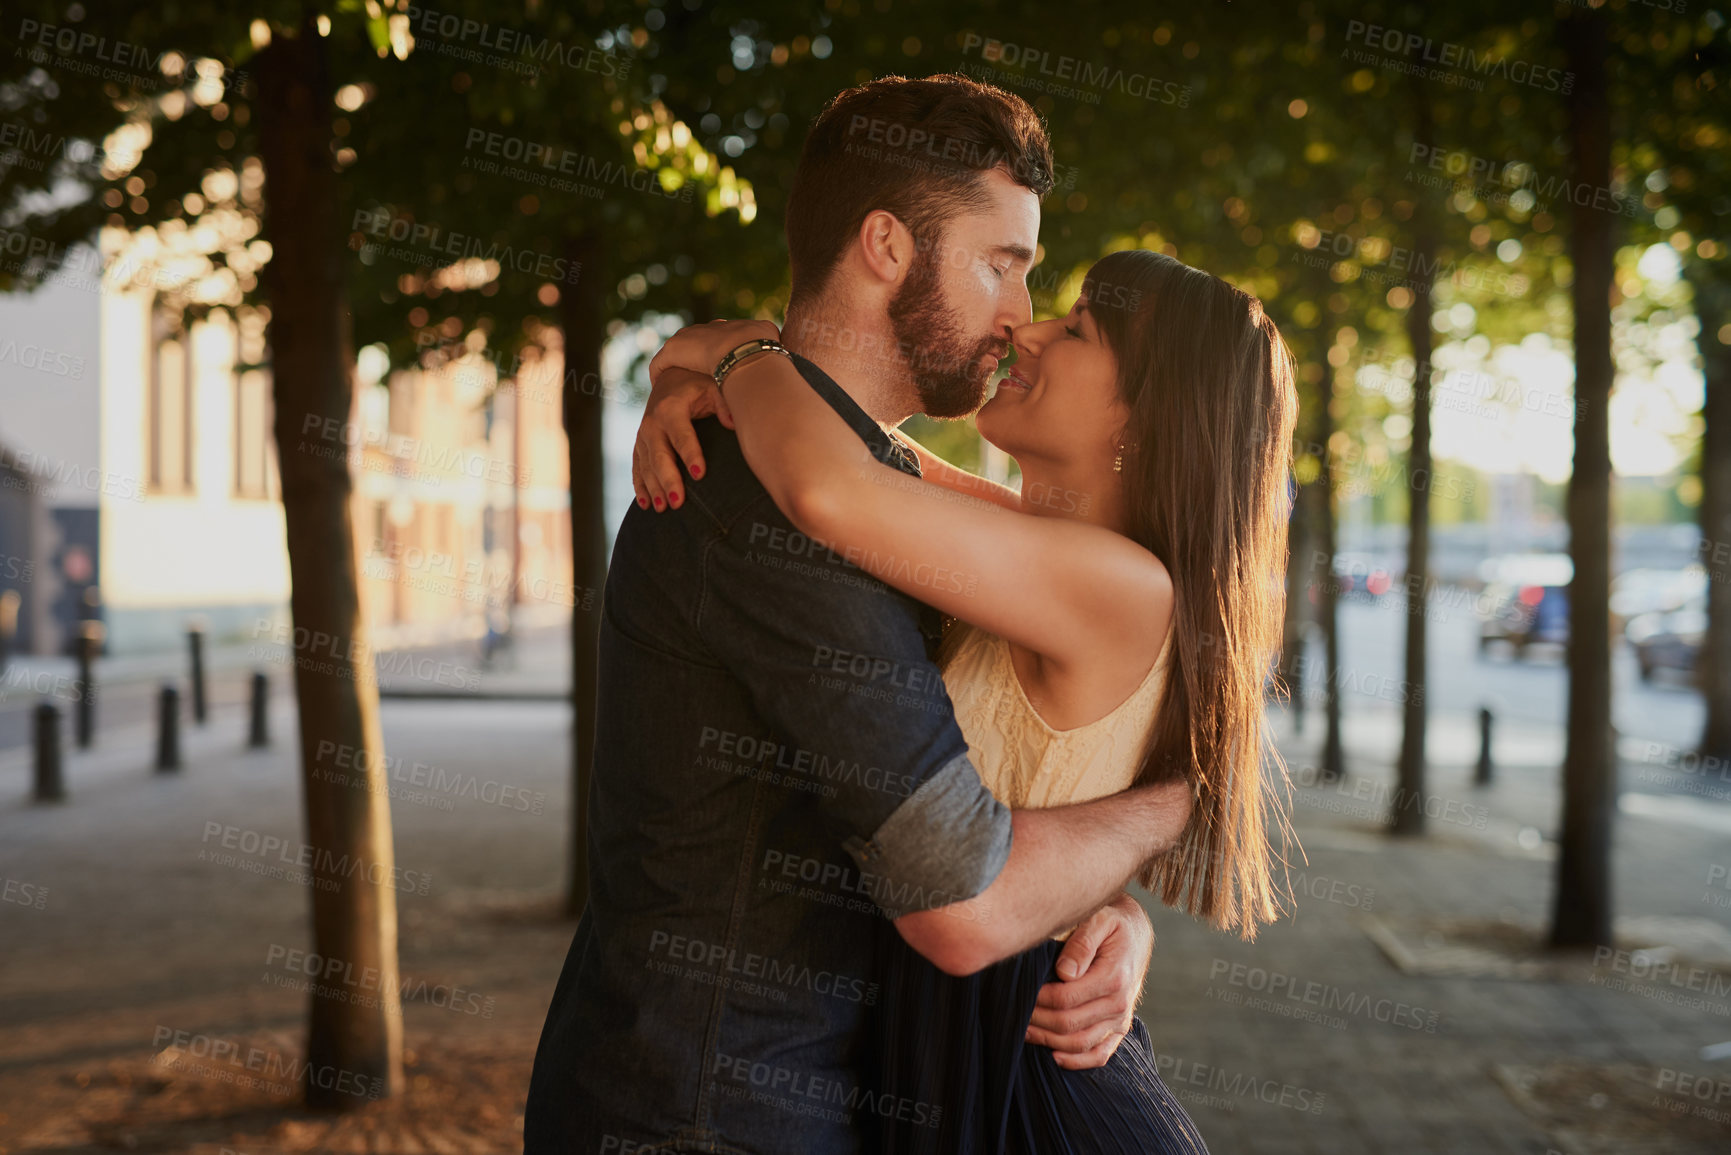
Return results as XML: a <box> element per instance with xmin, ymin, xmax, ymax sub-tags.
<box><xmin>1313</xmin><ymin>593</ymin><xmax>1704</xmax><ymax>748</ymax></box>
<box><xmin>0</xmin><ymin>623</ymin><xmax>572</xmax><ymax>755</ymax></box>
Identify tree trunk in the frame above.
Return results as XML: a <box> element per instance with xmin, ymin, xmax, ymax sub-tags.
<box><xmin>510</xmin><ymin>381</ymin><xmax>523</xmax><ymax>610</ymax></box>
<box><xmin>561</xmin><ymin>231</ymin><xmax>607</xmax><ymax>919</ymax></box>
<box><xmin>255</xmin><ymin>21</ymin><xmax>402</xmax><ymax>1105</ymax></box>
<box><xmin>1317</xmin><ymin>356</ymin><xmax>1344</xmax><ymax>783</ymax></box>
<box><xmin>1394</xmin><ymin>77</ymin><xmax>1438</xmax><ymax>837</ymax></box>
<box><xmin>1550</xmin><ymin>6</ymin><xmax>1616</xmax><ymax>950</ymax></box>
<box><xmin>1690</xmin><ymin>269</ymin><xmax>1731</xmax><ymax>763</ymax></box>
<box><xmin>691</xmin><ymin>289</ymin><xmax>719</xmax><ymax>326</ymax></box>
<box><xmin>1279</xmin><ymin>481</ymin><xmax>1310</xmax><ymax>736</ymax></box>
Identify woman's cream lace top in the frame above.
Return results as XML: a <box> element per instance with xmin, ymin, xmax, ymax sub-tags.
<box><xmin>944</xmin><ymin>623</ymin><xmax>1170</xmax><ymax>810</ymax></box>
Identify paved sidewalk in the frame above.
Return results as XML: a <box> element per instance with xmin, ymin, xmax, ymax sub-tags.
<box><xmin>0</xmin><ymin>696</ymin><xmax>574</xmax><ymax>1154</ymax></box>
<box><xmin>1</xmin><ymin>696</ymin><xmax>1727</xmax><ymax>1152</ymax></box>
<box><xmin>1139</xmin><ymin>704</ymin><xmax>1731</xmax><ymax>1153</ymax></box>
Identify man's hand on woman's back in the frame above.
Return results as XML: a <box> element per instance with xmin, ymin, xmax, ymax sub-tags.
<box><xmin>1025</xmin><ymin>892</ymin><xmax>1154</xmax><ymax>1070</ymax></box>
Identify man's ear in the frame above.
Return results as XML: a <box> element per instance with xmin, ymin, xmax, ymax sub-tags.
<box><xmin>856</xmin><ymin>209</ymin><xmax>915</xmax><ymax>287</ymax></box>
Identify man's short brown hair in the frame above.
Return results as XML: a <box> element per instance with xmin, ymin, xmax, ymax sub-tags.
<box><xmin>785</xmin><ymin>74</ymin><xmax>1054</xmax><ymax>307</ymax></box>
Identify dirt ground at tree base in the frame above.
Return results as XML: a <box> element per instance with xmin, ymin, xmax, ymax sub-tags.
<box><xmin>3</xmin><ymin>1029</ymin><xmax>537</xmax><ymax>1154</ymax></box>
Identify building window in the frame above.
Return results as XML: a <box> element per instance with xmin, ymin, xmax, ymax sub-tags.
<box><xmin>234</xmin><ymin>368</ymin><xmax>273</xmax><ymax>498</ymax></box>
<box><xmin>148</xmin><ymin>313</ymin><xmax>194</xmax><ymax>494</ymax></box>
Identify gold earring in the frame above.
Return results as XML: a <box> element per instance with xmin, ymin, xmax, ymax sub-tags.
<box><xmin>1113</xmin><ymin>449</ymin><xmax>1124</xmax><ymax>474</ymax></box>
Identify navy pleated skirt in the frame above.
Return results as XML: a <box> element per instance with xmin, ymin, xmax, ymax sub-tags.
<box><xmin>872</xmin><ymin>925</ymin><xmax>1210</xmax><ymax>1154</ymax></box>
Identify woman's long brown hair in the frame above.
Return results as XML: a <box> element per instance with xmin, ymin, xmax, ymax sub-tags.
<box><xmin>1084</xmin><ymin>249</ymin><xmax>1299</xmax><ymax>939</ymax></box>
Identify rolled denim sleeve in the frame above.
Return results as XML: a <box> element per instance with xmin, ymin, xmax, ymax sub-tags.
<box><xmin>843</xmin><ymin>754</ymin><xmax>1012</xmax><ymax>917</ymax></box>
<box><xmin>697</xmin><ymin>496</ymin><xmax>1012</xmax><ymax>915</ymax></box>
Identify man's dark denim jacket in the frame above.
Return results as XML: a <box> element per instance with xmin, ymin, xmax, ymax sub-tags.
<box><xmin>524</xmin><ymin>354</ymin><xmax>1014</xmax><ymax>1154</ymax></box>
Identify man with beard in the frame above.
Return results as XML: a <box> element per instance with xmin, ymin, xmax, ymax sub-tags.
<box><xmin>524</xmin><ymin>74</ymin><xmax>1184</xmax><ymax>1154</ymax></box>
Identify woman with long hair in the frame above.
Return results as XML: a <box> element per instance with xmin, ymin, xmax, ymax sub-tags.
<box><xmin>632</xmin><ymin>248</ymin><xmax>1298</xmax><ymax>1151</ymax></box>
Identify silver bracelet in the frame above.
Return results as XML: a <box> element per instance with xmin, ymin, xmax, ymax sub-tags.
<box><xmin>713</xmin><ymin>338</ymin><xmax>792</xmax><ymax>389</ymax></box>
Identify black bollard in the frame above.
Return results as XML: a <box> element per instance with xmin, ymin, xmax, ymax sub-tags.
<box><xmin>74</xmin><ymin>620</ymin><xmax>103</xmax><ymax>749</ymax></box>
<box><xmin>33</xmin><ymin>701</ymin><xmax>63</xmax><ymax>801</ymax></box>
<box><xmin>1475</xmin><ymin>706</ymin><xmax>1494</xmax><ymax>785</ymax></box>
<box><xmin>187</xmin><ymin>621</ymin><xmax>207</xmax><ymax>726</ymax></box>
<box><xmin>247</xmin><ymin>670</ymin><xmax>269</xmax><ymax>749</ymax></box>
<box><xmin>156</xmin><ymin>684</ymin><xmax>181</xmax><ymax>772</ymax></box>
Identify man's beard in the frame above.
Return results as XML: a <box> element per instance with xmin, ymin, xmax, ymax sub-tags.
<box><xmin>887</xmin><ymin>246</ymin><xmax>1005</xmax><ymax>419</ymax></box>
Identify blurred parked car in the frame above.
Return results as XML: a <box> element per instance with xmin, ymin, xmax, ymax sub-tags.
<box><xmin>1478</xmin><ymin>553</ymin><xmax>1573</xmax><ymax>658</ymax></box>
<box><xmin>1611</xmin><ymin>565</ymin><xmax>1706</xmax><ymax>638</ymax></box>
<box><xmin>1331</xmin><ymin>553</ymin><xmax>1395</xmax><ymax>602</ymax></box>
<box><xmin>1627</xmin><ymin>598</ymin><xmax>1706</xmax><ymax>684</ymax></box>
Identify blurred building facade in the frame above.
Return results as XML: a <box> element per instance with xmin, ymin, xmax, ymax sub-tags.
<box><xmin>0</xmin><ymin>231</ymin><xmax>570</xmax><ymax>657</ymax></box>
<box><xmin>353</xmin><ymin>342</ymin><xmax>574</xmax><ymax>647</ymax></box>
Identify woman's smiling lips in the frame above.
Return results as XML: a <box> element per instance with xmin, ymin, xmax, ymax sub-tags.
<box><xmin>997</xmin><ymin>366</ymin><xmax>1034</xmax><ymax>393</ymax></box>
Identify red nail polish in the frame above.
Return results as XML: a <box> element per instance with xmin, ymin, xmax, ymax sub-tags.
<box><xmin>637</xmin><ymin>496</ymin><xmax>649</xmax><ymax>509</ymax></box>
<box><xmin>652</xmin><ymin>496</ymin><xmax>664</xmax><ymax>510</ymax></box>
<box><xmin>690</xmin><ymin>464</ymin><xmax>703</xmax><ymax>479</ymax></box>
<box><xmin>670</xmin><ymin>491</ymin><xmax>681</xmax><ymax>507</ymax></box>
